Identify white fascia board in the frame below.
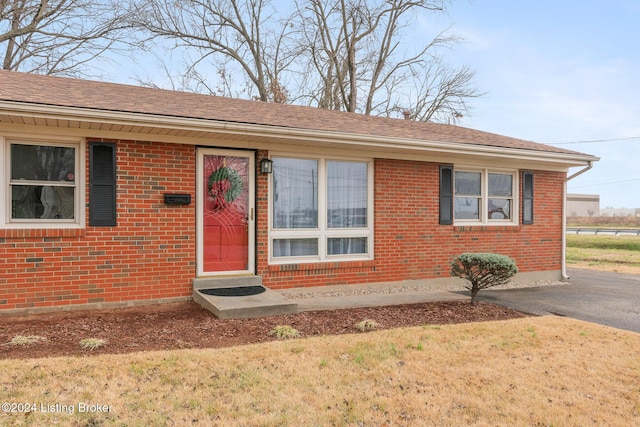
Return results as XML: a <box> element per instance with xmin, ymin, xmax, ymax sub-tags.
<box><xmin>0</xmin><ymin>101</ymin><xmax>599</xmax><ymax>168</ymax></box>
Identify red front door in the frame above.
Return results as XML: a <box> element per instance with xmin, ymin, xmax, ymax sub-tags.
<box><xmin>200</xmin><ymin>150</ymin><xmax>254</xmax><ymax>273</ymax></box>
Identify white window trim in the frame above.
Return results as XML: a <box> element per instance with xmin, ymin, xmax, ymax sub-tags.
<box><xmin>268</xmin><ymin>153</ymin><xmax>374</xmax><ymax>264</ymax></box>
<box><xmin>453</xmin><ymin>166</ymin><xmax>519</xmax><ymax>226</ymax></box>
<box><xmin>1</xmin><ymin>135</ymin><xmax>86</xmax><ymax>229</ymax></box>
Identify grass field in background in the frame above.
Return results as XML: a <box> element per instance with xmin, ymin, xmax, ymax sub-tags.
<box><xmin>566</xmin><ymin>234</ymin><xmax>640</xmax><ymax>273</ymax></box>
<box><xmin>1</xmin><ymin>317</ymin><xmax>639</xmax><ymax>426</ymax></box>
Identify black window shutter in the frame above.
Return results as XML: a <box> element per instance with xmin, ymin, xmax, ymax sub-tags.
<box><xmin>439</xmin><ymin>165</ymin><xmax>454</xmax><ymax>225</ymax></box>
<box><xmin>89</xmin><ymin>142</ymin><xmax>117</xmax><ymax>226</ymax></box>
<box><xmin>522</xmin><ymin>172</ymin><xmax>534</xmax><ymax>224</ymax></box>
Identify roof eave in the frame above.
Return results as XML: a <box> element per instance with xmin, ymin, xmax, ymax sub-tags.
<box><xmin>0</xmin><ymin>101</ymin><xmax>599</xmax><ymax>169</ymax></box>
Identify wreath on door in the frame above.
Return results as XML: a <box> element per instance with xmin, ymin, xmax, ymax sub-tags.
<box><xmin>208</xmin><ymin>166</ymin><xmax>243</xmax><ymax>210</ymax></box>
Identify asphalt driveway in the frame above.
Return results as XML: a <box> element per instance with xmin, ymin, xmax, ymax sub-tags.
<box><xmin>478</xmin><ymin>268</ymin><xmax>640</xmax><ymax>333</ymax></box>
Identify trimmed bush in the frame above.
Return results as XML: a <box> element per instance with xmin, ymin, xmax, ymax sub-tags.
<box><xmin>451</xmin><ymin>253</ymin><xmax>518</xmax><ymax>305</ymax></box>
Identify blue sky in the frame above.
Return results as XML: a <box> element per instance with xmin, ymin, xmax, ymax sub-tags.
<box><xmin>438</xmin><ymin>0</ymin><xmax>640</xmax><ymax>209</ymax></box>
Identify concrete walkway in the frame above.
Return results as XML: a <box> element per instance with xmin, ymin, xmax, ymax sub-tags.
<box><xmin>278</xmin><ymin>282</ymin><xmax>467</xmax><ymax>312</ymax></box>
<box><xmin>278</xmin><ymin>268</ymin><xmax>640</xmax><ymax>334</ymax></box>
<box><xmin>194</xmin><ymin>273</ymin><xmax>572</xmax><ymax>319</ymax></box>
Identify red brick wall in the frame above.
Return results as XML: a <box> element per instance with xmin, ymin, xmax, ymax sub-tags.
<box><xmin>0</xmin><ymin>140</ymin><xmax>196</xmax><ymax>311</ymax></box>
<box><xmin>0</xmin><ymin>145</ymin><xmax>564</xmax><ymax>311</ymax></box>
<box><xmin>260</xmin><ymin>158</ymin><xmax>565</xmax><ymax>289</ymax></box>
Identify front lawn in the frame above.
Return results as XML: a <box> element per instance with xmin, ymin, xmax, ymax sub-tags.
<box><xmin>2</xmin><ymin>316</ymin><xmax>638</xmax><ymax>426</ymax></box>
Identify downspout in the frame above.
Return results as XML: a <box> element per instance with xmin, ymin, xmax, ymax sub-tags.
<box><xmin>562</xmin><ymin>161</ymin><xmax>594</xmax><ymax>279</ymax></box>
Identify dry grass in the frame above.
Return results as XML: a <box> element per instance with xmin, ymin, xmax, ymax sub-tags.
<box><xmin>568</xmin><ymin>216</ymin><xmax>640</xmax><ymax>228</ymax></box>
<box><xmin>355</xmin><ymin>319</ymin><xmax>380</xmax><ymax>332</ymax></box>
<box><xmin>269</xmin><ymin>325</ymin><xmax>301</xmax><ymax>340</ymax></box>
<box><xmin>79</xmin><ymin>338</ymin><xmax>107</xmax><ymax>351</ymax></box>
<box><xmin>1</xmin><ymin>317</ymin><xmax>638</xmax><ymax>426</ymax></box>
<box><xmin>4</xmin><ymin>335</ymin><xmax>46</xmax><ymax>346</ymax></box>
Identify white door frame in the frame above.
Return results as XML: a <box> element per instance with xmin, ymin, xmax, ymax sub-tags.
<box><xmin>196</xmin><ymin>148</ymin><xmax>256</xmax><ymax>276</ymax></box>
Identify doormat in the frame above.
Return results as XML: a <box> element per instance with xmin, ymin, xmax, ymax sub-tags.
<box><xmin>199</xmin><ymin>286</ymin><xmax>267</xmax><ymax>297</ymax></box>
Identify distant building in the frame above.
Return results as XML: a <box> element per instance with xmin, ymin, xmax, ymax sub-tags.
<box><xmin>567</xmin><ymin>194</ymin><xmax>600</xmax><ymax>217</ymax></box>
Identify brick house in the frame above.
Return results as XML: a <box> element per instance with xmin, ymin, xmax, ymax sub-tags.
<box><xmin>0</xmin><ymin>70</ymin><xmax>597</xmax><ymax>314</ymax></box>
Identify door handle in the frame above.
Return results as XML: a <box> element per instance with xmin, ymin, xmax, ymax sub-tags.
<box><xmin>242</xmin><ymin>208</ymin><xmax>254</xmax><ymax>224</ymax></box>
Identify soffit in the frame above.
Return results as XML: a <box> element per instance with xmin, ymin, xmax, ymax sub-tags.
<box><xmin>0</xmin><ymin>101</ymin><xmax>598</xmax><ymax>171</ymax></box>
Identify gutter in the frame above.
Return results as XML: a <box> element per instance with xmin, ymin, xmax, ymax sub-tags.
<box><xmin>0</xmin><ymin>101</ymin><xmax>598</xmax><ymax>168</ymax></box>
<box><xmin>562</xmin><ymin>161</ymin><xmax>594</xmax><ymax>279</ymax></box>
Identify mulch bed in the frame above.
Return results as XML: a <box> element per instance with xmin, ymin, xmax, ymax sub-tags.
<box><xmin>0</xmin><ymin>300</ymin><xmax>528</xmax><ymax>359</ymax></box>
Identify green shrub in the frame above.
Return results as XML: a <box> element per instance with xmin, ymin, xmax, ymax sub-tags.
<box><xmin>451</xmin><ymin>253</ymin><xmax>518</xmax><ymax>305</ymax></box>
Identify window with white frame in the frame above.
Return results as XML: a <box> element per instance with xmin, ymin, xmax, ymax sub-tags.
<box><xmin>270</xmin><ymin>156</ymin><xmax>373</xmax><ymax>262</ymax></box>
<box><xmin>454</xmin><ymin>168</ymin><xmax>517</xmax><ymax>223</ymax></box>
<box><xmin>3</xmin><ymin>139</ymin><xmax>82</xmax><ymax>227</ymax></box>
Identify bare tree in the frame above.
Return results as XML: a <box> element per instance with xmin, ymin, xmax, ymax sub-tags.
<box><xmin>294</xmin><ymin>0</ymin><xmax>483</xmax><ymax>118</ymax></box>
<box><xmin>130</xmin><ymin>0</ymin><xmax>482</xmax><ymax>122</ymax></box>
<box><xmin>400</xmin><ymin>61</ymin><xmax>483</xmax><ymax>123</ymax></box>
<box><xmin>131</xmin><ymin>0</ymin><xmax>295</xmax><ymax>102</ymax></box>
<box><xmin>0</xmin><ymin>0</ymin><xmax>134</xmax><ymax>76</ymax></box>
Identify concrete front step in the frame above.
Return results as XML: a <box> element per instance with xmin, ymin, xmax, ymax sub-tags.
<box><xmin>192</xmin><ymin>276</ymin><xmax>298</xmax><ymax>319</ymax></box>
<box><xmin>193</xmin><ymin>275</ymin><xmax>263</xmax><ymax>290</ymax></box>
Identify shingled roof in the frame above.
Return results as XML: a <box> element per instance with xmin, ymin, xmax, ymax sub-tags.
<box><xmin>0</xmin><ymin>70</ymin><xmax>592</xmax><ymax>159</ymax></box>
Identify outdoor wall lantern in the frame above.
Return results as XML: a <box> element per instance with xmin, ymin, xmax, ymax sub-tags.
<box><xmin>260</xmin><ymin>158</ymin><xmax>273</xmax><ymax>174</ymax></box>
